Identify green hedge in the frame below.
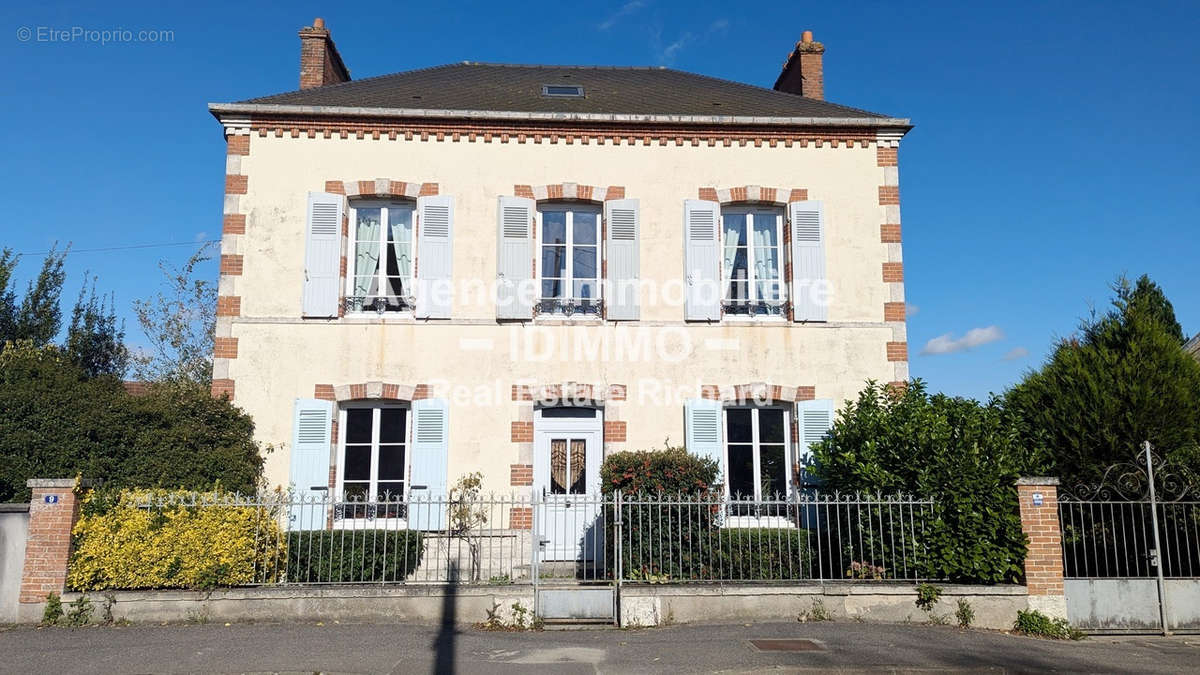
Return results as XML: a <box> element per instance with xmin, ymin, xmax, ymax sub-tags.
<box><xmin>286</xmin><ymin>530</ymin><xmax>424</xmax><ymax>583</ymax></box>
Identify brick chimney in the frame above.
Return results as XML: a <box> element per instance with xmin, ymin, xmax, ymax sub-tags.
<box><xmin>299</xmin><ymin>17</ymin><xmax>350</xmax><ymax>90</ymax></box>
<box><xmin>773</xmin><ymin>30</ymin><xmax>824</xmax><ymax>100</ymax></box>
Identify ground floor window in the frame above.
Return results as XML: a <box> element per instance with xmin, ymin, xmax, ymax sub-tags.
<box><xmin>725</xmin><ymin>407</ymin><xmax>791</xmax><ymax>515</ymax></box>
<box><xmin>338</xmin><ymin>404</ymin><xmax>408</xmax><ymax>519</ymax></box>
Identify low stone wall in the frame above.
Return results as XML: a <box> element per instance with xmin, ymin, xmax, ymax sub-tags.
<box><xmin>620</xmin><ymin>583</ymin><xmax>1028</xmax><ymax>630</ymax></box>
<box><xmin>22</xmin><ymin>582</ymin><xmax>1028</xmax><ymax>630</ymax></box>
<box><xmin>26</xmin><ymin>584</ymin><xmax>536</xmax><ymax>626</ymax></box>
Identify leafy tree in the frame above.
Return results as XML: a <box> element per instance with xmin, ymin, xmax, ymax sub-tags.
<box><xmin>13</xmin><ymin>246</ymin><xmax>66</xmax><ymax>346</ymax></box>
<box><xmin>0</xmin><ymin>248</ymin><xmax>18</xmax><ymax>339</ymax></box>
<box><xmin>65</xmin><ymin>279</ymin><xmax>128</xmax><ymax>378</ymax></box>
<box><xmin>131</xmin><ymin>245</ymin><xmax>216</xmax><ymax>386</ymax></box>
<box><xmin>1006</xmin><ymin>275</ymin><xmax>1200</xmax><ymax>485</ymax></box>
<box><xmin>809</xmin><ymin>381</ymin><xmax>1034</xmax><ymax>583</ymax></box>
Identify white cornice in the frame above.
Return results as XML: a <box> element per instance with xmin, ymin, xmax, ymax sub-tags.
<box><xmin>209</xmin><ymin>103</ymin><xmax>912</xmax><ymax>129</ymax></box>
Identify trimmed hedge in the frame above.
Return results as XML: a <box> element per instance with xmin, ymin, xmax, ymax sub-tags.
<box><xmin>286</xmin><ymin>530</ymin><xmax>424</xmax><ymax>583</ymax></box>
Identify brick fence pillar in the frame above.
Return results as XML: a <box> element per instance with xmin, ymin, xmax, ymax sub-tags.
<box><xmin>1016</xmin><ymin>477</ymin><xmax>1067</xmax><ymax>618</ymax></box>
<box><xmin>18</xmin><ymin>479</ymin><xmax>88</xmax><ymax>618</ymax></box>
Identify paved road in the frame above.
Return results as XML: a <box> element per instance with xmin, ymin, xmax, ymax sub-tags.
<box><xmin>1</xmin><ymin>620</ymin><xmax>1197</xmax><ymax>673</ymax></box>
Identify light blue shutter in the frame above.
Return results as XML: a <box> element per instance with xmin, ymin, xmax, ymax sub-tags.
<box><xmin>415</xmin><ymin>195</ymin><xmax>454</xmax><ymax>319</ymax></box>
<box><xmin>288</xmin><ymin>398</ymin><xmax>333</xmax><ymax>530</ymax></box>
<box><xmin>684</xmin><ymin>200</ymin><xmax>721</xmax><ymax>321</ymax></box>
<box><xmin>604</xmin><ymin>198</ymin><xmax>640</xmax><ymax>320</ymax></box>
<box><xmin>302</xmin><ymin>192</ymin><xmax>343</xmax><ymax>318</ymax></box>
<box><xmin>684</xmin><ymin>399</ymin><xmax>724</xmax><ymax>484</ymax></box>
<box><xmin>789</xmin><ymin>201</ymin><xmax>827</xmax><ymax>322</ymax></box>
<box><xmin>496</xmin><ymin>196</ymin><xmax>534</xmax><ymax>320</ymax></box>
<box><xmin>796</xmin><ymin>399</ymin><xmax>835</xmax><ymax>487</ymax></box>
<box><xmin>408</xmin><ymin>398</ymin><xmax>449</xmax><ymax>530</ymax></box>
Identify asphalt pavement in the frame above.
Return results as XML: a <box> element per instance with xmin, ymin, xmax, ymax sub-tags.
<box><xmin>2</xmin><ymin>619</ymin><xmax>1197</xmax><ymax>673</ymax></box>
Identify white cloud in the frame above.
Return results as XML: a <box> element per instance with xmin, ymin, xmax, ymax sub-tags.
<box><xmin>906</xmin><ymin>303</ymin><xmax>919</xmax><ymax>317</ymax></box>
<box><xmin>599</xmin><ymin>1</ymin><xmax>645</xmax><ymax>30</ymax></box>
<box><xmin>659</xmin><ymin>33</ymin><xmax>693</xmax><ymax>63</ymax></box>
<box><xmin>1002</xmin><ymin>347</ymin><xmax>1029</xmax><ymax>361</ymax></box>
<box><xmin>920</xmin><ymin>326</ymin><xmax>1005</xmax><ymax>355</ymax></box>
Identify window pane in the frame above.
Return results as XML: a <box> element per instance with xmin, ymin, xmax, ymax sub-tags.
<box><xmin>751</xmin><ymin>212</ymin><xmax>779</xmax><ymax>247</ymax></box>
<box><xmin>353</xmin><ymin>208</ymin><xmax>383</xmax><ymax>298</ymax></box>
<box><xmin>573</xmin><ymin>211</ymin><xmax>598</xmax><ymax>244</ymax></box>
<box><xmin>727</xmin><ymin>444</ymin><xmax>755</xmax><ymax>499</ymax></box>
<box><xmin>379</xmin><ymin>409</ymin><xmax>406</xmax><ymax>443</ymax></box>
<box><xmin>572</xmin><ymin>246</ymin><xmax>597</xmax><ymax>279</ymax></box>
<box><xmin>573</xmin><ymin>280</ymin><xmax>599</xmax><ymax>301</ymax></box>
<box><xmin>722</xmin><ymin>212</ymin><xmax>747</xmax><ymax>245</ymax></box>
<box><xmin>542</xmin><ymin>279</ymin><xmax>565</xmax><ymax>299</ymax></box>
<box><xmin>760</xmin><ymin>445</ymin><xmax>787</xmax><ymax>498</ymax></box>
<box><xmin>759</xmin><ymin>409</ymin><xmax>785</xmax><ymax>443</ymax></box>
<box><xmin>726</xmin><ymin>249</ymin><xmax>749</xmax><ymax>301</ymax></box>
<box><xmin>727</xmin><ymin>408</ymin><xmax>752</xmax><ymax>443</ymax></box>
<box><xmin>378</xmin><ymin>444</ymin><xmax>405</xmax><ymax>480</ymax></box>
<box><xmin>541</xmin><ymin>246</ymin><xmax>567</xmax><ymax>277</ymax></box>
<box><xmin>344</xmin><ymin>445</ymin><xmax>371</xmax><ymax>481</ymax></box>
<box><xmin>550</xmin><ymin>439</ymin><xmax>568</xmax><ymax>494</ymax></box>
<box><xmin>569</xmin><ymin>439</ymin><xmax>587</xmax><ymax>494</ymax></box>
<box><xmin>542</xmin><ymin>211</ymin><xmax>567</xmax><ymax>244</ymax></box>
<box><xmin>345</xmin><ymin>409</ymin><xmax>373</xmax><ymax>443</ymax></box>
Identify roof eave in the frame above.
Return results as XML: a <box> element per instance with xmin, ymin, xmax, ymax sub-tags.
<box><xmin>208</xmin><ymin>102</ymin><xmax>912</xmax><ymax>130</ymax></box>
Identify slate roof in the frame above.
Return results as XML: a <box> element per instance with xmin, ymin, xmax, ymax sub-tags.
<box><xmin>234</xmin><ymin>63</ymin><xmax>898</xmax><ymax>122</ymax></box>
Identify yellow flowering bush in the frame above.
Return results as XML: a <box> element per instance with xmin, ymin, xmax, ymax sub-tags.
<box><xmin>68</xmin><ymin>488</ymin><xmax>286</xmax><ymax>591</ymax></box>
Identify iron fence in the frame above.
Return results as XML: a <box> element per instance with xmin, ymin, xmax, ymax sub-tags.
<box><xmin>1059</xmin><ymin>499</ymin><xmax>1200</xmax><ymax>578</ymax></box>
<box><xmin>119</xmin><ymin>490</ymin><xmax>941</xmax><ymax>588</ymax></box>
<box><xmin>612</xmin><ymin>491</ymin><xmax>938</xmax><ymax>583</ymax></box>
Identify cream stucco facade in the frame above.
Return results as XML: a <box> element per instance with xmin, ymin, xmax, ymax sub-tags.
<box><xmin>214</xmin><ymin>123</ymin><xmax>908</xmax><ymax>497</ymax></box>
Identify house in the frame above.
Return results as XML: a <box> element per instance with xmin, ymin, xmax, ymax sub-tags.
<box><xmin>208</xmin><ymin>19</ymin><xmax>911</xmax><ymax>548</ymax></box>
<box><xmin>1187</xmin><ymin>334</ymin><xmax>1200</xmax><ymax>362</ymax></box>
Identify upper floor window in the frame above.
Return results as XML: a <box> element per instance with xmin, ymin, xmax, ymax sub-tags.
<box><xmin>722</xmin><ymin>206</ymin><xmax>786</xmax><ymax>317</ymax></box>
<box><xmin>348</xmin><ymin>201</ymin><xmax>414</xmax><ymax>313</ymax></box>
<box><xmin>538</xmin><ymin>203</ymin><xmax>601</xmax><ymax>317</ymax></box>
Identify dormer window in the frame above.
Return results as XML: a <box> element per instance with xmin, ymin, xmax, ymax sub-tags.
<box><xmin>542</xmin><ymin>84</ymin><xmax>584</xmax><ymax>98</ymax></box>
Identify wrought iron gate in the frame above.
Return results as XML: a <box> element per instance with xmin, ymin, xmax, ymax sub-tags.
<box><xmin>1059</xmin><ymin>442</ymin><xmax>1200</xmax><ymax>634</ymax></box>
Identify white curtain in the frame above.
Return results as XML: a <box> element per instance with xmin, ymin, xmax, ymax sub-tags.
<box><xmin>390</xmin><ymin>212</ymin><xmax>413</xmax><ymax>296</ymax></box>
<box><xmin>722</xmin><ymin>214</ymin><xmax>744</xmax><ymax>299</ymax></box>
<box><xmin>354</xmin><ymin>213</ymin><xmax>381</xmax><ymax>298</ymax></box>
<box><xmin>752</xmin><ymin>215</ymin><xmax>779</xmax><ymax>301</ymax></box>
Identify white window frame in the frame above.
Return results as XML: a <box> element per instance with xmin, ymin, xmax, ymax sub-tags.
<box><xmin>720</xmin><ymin>205</ymin><xmax>787</xmax><ymax>321</ymax></box>
<box><xmin>334</xmin><ymin>402</ymin><xmax>411</xmax><ymax>528</ymax></box>
<box><xmin>722</xmin><ymin>406</ymin><xmax>795</xmax><ymax>528</ymax></box>
<box><xmin>345</xmin><ymin>199</ymin><xmax>416</xmax><ymax>316</ymax></box>
<box><xmin>535</xmin><ymin>202</ymin><xmax>603</xmax><ymax>319</ymax></box>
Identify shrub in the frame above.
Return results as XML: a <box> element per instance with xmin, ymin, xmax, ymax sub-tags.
<box><xmin>41</xmin><ymin>592</ymin><xmax>64</xmax><ymax>625</ymax></box>
<box><xmin>600</xmin><ymin>445</ymin><xmax>719</xmax><ymax>496</ymax></box>
<box><xmin>603</xmin><ymin>445</ymin><xmax>719</xmax><ymax>580</ymax></box>
<box><xmin>286</xmin><ymin>530</ymin><xmax>424</xmax><ymax>583</ymax></box>
<box><xmin>68</xmin><ymin>488</ymin><xmax>285</xmax><ymax>591</ymax></box>
<box><xmin>713</xmin><ymin>529</ymin><xmax>812</xmax><ymax>581</ymax></box>
<box><xmin>915</xmin><ymin>583</ymin><xmax>943</xmax><ymax>612</ymax></box>
<box><xmin>809</xmin><ymin>381</ymin><xmax>1031</xmax><ymax>584</ymax></box>
<box><xmin>1013</xmin><ymin>609</ymin><xmax>1085</xmax><ymax>640</ymax></box>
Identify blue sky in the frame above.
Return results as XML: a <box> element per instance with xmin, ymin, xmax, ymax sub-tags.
<box><xmin>2</xmin><ymin>1</ymin><xmax>1197</xmax><ymax>400</ymax></box>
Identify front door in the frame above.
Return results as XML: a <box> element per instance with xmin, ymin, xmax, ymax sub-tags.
<box><xmin>534</xmin><ymin>407</ymin><xmax>602</xmax><ymax>561</ymax></box>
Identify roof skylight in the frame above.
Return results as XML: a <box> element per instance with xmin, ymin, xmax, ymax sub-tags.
<box><xmin>541</xmin><ymin>84</ymin><xmax>585</xmax><ymax>98</ymax></box>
